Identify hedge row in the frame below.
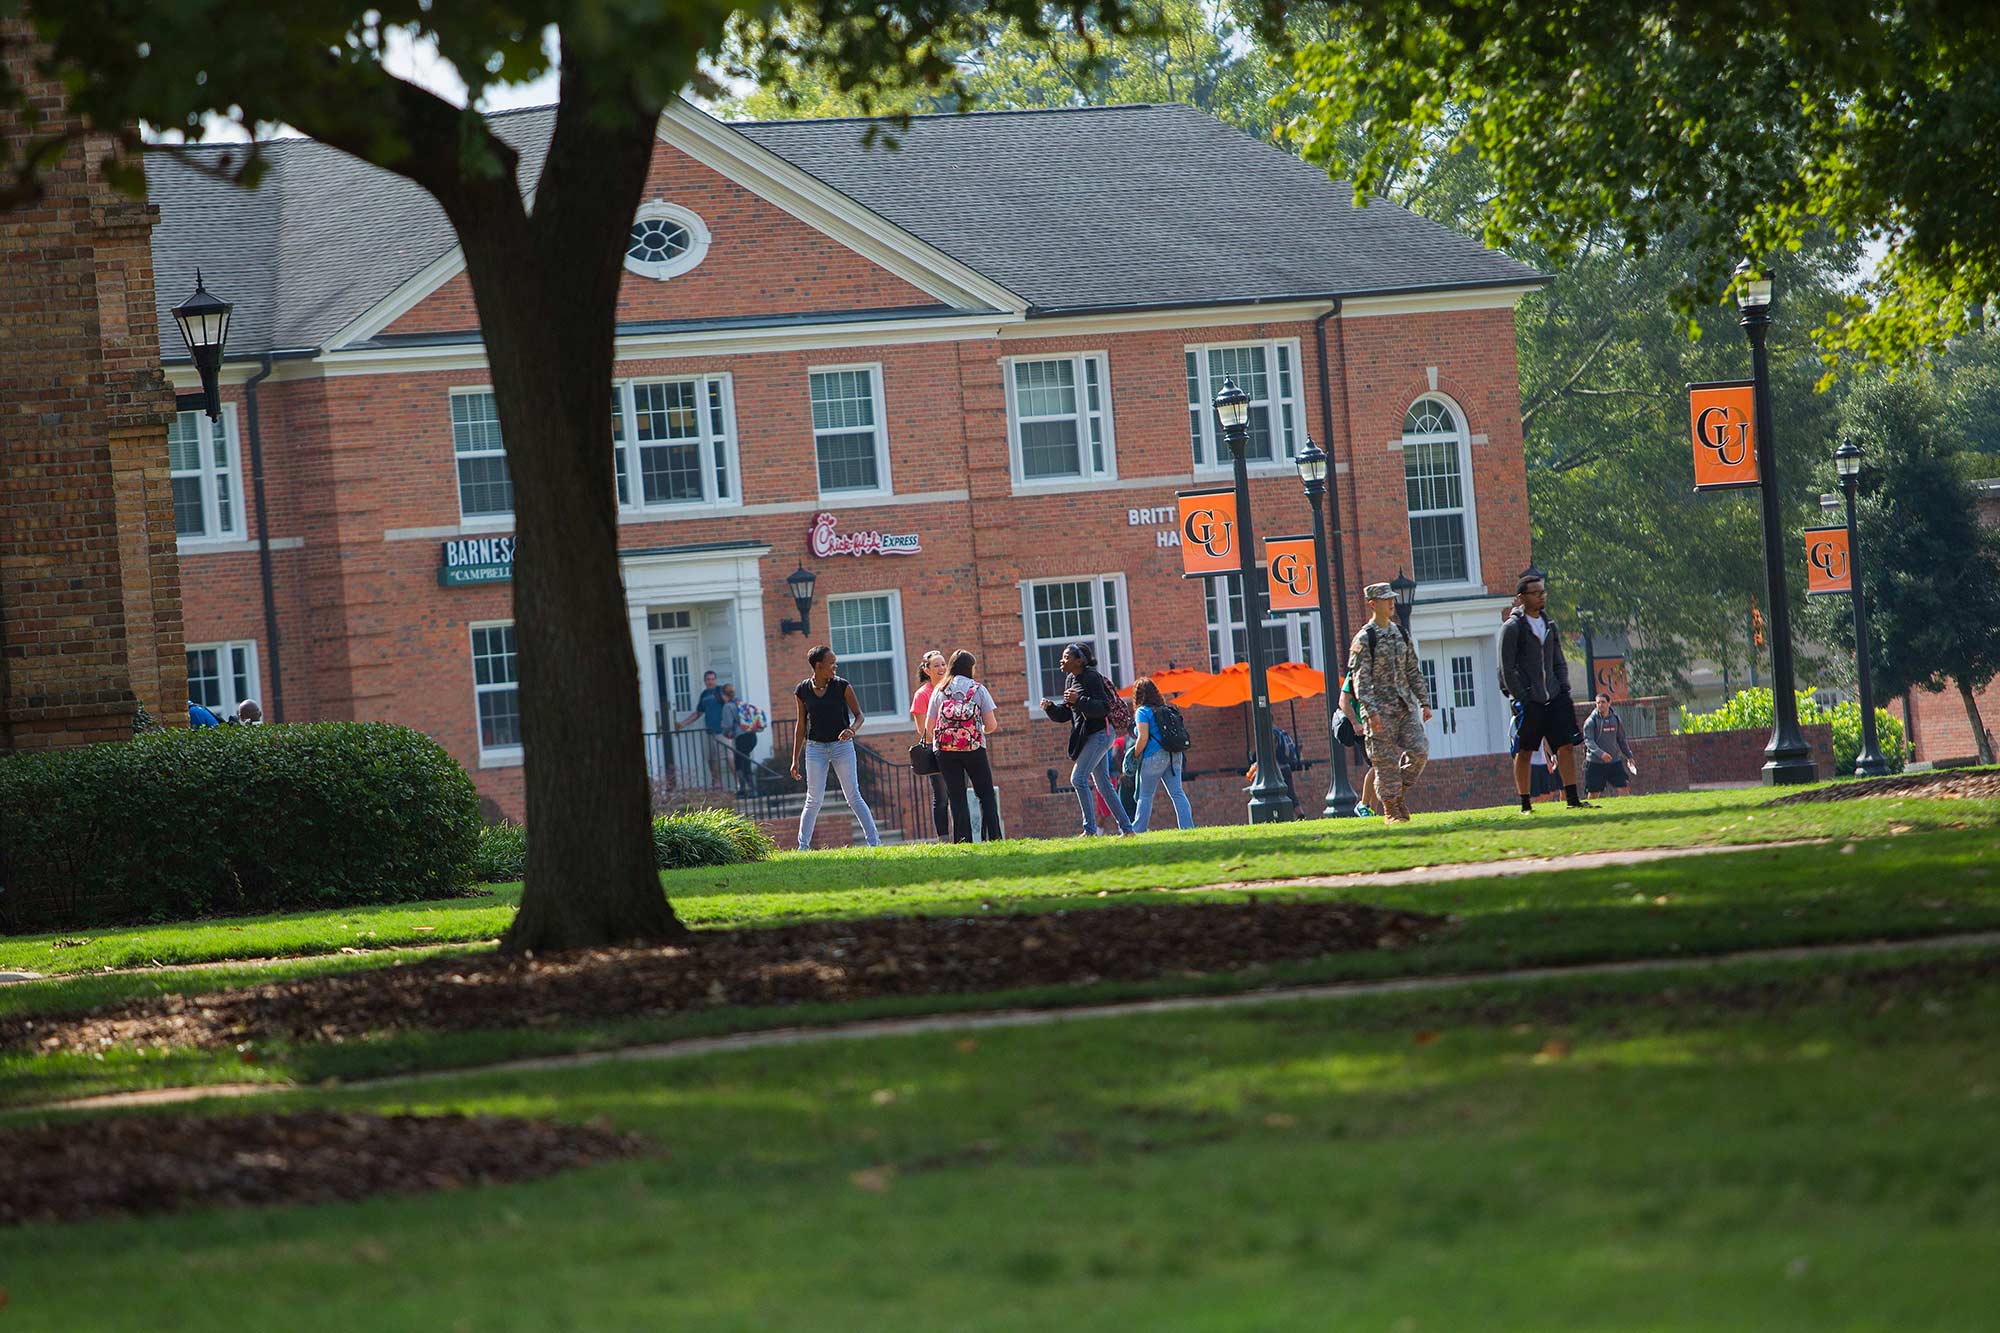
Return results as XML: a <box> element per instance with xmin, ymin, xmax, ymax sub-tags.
<box><xmin>0</xmin><ymin>723</ymin><xmax>480</xmax><ymax>932</ymax></box>
<box><xmin>472</xmin><ymin>806</ymin><xmax>774</xmax><ymax>883</ymax></box>
<box><xmin>1677</xmin><ymin>687</ymin><xmax>1909</xmax><ymax>774</ymax></box>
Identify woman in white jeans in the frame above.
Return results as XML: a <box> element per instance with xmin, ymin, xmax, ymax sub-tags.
<box><xmin>1129</xmin><ymin>676</ymin><xmax>1195</xmax><ymax>831</ymax></box>
<box><xmin>789</xmin><ymin>644</ymin><xmax>882</xmax><ymax>851</ymax></box>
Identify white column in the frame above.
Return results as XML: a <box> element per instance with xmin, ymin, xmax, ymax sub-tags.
<box><xmin>735</xmin><ymin>565</ymin><xmax>772</xmax><ymax>762</ymax></box>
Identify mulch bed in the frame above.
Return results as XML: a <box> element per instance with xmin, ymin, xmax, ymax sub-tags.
<box><xmin>0</xmin><ymin>1111</ymin><xmax>648</xmax><ymax>1228</ymax></box>
<box><xmin>1769</xmin><ymin>769</ymin><xmax>2000</xmax><ymax>805</ymax></box>
<box><xmin>4</xmin><ymin>900</ymin><xmax>1444</xmax><ymax>1057</ymax></box>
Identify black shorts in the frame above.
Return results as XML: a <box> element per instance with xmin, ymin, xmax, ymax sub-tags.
<box><xmin>1515</xmin><ymin>694</ymin><xmax>1584</xmax><ymax>754</ymax></box>
<box><xmin>1585</xmin><ymin>758</ymin><xmax>1630</xmax><ymax>792</ymax></box>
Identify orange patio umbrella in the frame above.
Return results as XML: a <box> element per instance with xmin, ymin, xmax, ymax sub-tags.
<box><xmin>1171</xmin><ymin>661</ymin><xmax>1324</xmax><ymax>709</ymax></box>
<box><xmin>1117</xmin><ymin>666</ymin><xmax>1213</xmax><ymax>699</ymax></box>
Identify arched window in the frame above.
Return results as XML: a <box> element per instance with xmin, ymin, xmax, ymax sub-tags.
<box><xmin>1400</xmin><ymin>395</ymin><xmax>1478</xmax><ymax>586</ymax></box>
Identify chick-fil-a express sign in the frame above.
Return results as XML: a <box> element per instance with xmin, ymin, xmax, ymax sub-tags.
<box><xmin>809</xmin><ymin>511</ymin><xmax>922</xmax><ymax>558</ymax></box>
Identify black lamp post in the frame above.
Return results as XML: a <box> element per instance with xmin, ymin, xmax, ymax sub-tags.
<box><xmin>1735</xmin><ymin>260</ymin><xmax>1817</xmax><ymax>784</ymax></box>
<box><xmin>1578</xmin><ymin>606</ymin><xmax>1598</xmax><ymax>700</ymax></box>
<box><xmin>780</xmin><ymin>565</ymin><xmax>818</xmax><ymax>636</ymax></box>
<box><xmin>1390</xmin><ymin>569</ymin><xmax>1417</xmax><ymax>636</ymax></box>
<box><xmin>171</xmin><ymin>270</ymin><xmax>232</xmax><ymax>422</ymax></box>
<box><xmin>1297</xmin><ymin>440</ymin><xmax>1358</xmax><ymax>817</ymax></box>
<box><xmin>1215</xmin><ymin>377</ymin><xmax>1293</xmax><ymax>822</ymax></box>
<box><xmin>1835</xmin><ymin>437</ymin><xmax>1890</xmax><ymax>777</ymax></box>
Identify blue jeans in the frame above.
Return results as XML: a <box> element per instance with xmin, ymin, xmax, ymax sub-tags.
<box><xmin>798</xmin><ymin>739</ymin><xmax>881</xmax><ymax>850</ymax></box>
<box><xmin>1133</xmin><ymin>748</ymin><xmax>1194</xmax><ymax>831</ymax></box>
<box><xmin>1071</xmin><ymin>728</ymin><xmax>1134</xmax><ymax>835</ymax></box>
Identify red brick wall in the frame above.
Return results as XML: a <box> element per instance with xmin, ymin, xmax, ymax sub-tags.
<box><xmin>0</xmin><ymin>20</ymin><xmax>183</xmax><ymax>748</ymax></box>
<box><xmin>383</xmin><ymin>140</ymin><xmax>942</xmax><ymax>338</ymax></box>
<box><xmin>180</xmin><ymin>301</ymin><xmax>1541</xmax><ymax>830</ymax></box>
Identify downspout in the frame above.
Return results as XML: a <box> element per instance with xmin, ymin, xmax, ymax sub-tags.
<box><xmin>1313</xmin><ymin>304</ymin><xmax>1354</xmax><ymax>662</ymax></box>
<box><xmin>243</xmin><ymin>354</ymin><xmax>285</xmax><ymax>722</ymax></box>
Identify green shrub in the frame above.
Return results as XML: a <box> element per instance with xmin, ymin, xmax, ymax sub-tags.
<box><xmin>475</xmin><ymin>808</ymin><xmax>773</xmax><ymax>882</ymax></box>
<box><xmin>1676</xmin><ymin>687</ymin><xmax>1908</xmax><ymax>774</ymax></box>
<box><xmin>473</xmin><ymin>821</ymin><xmax>528</xmax><ymax>883</ymax></box>
<box><xmin>663</xmin><ymin>805</ymin><xmax>775</xmax><ymax>864</ymax></box>
<box><xmin>0</xmin><ymin>723</ymin><xmax>480</xmax><ymax>932</ymax></box>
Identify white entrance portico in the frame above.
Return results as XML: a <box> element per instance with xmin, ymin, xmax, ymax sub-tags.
<box><xmin>1405</xmin><ymin>594</ymin><xmax>1514</xmax><ymax>759</ymax></box>
<box><xmin>620</xmin><ymin>541</ymin><xmax>773</xmax><ymax>767</ymax></box>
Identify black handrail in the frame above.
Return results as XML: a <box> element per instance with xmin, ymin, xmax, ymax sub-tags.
<box><xmin>852</xmin><ymin>739</ymin><xmax>935</xmax><ymax>842</ymax></box>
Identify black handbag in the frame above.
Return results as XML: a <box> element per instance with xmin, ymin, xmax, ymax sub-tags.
<box><xmin>908</xmin><ymin>742</ymin><xmax>939</xmax><ymax>776</ymax></box>
<box><xmin>1333</xmin><ymin>711</ymin><xmax>1359</xmax><ymax>749</ymax></box>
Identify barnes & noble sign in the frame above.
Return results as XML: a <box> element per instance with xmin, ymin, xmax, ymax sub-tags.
<box><xmin>438</xmin><ymin>536</ymin><xmax>514</xmax><ymax>587</ymax></box>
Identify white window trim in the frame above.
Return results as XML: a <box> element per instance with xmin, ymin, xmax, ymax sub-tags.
<box><xmin>1401</xmin><ymin>392</ymin><xmax>1484</xmax><ymax>596</ymax></box>
<box><xmin>450</xmin><ymin>386</ymin><xmax>513</xmax><ymax>524</ymax></box>
<box><xmin>1017</xmin><ymin>573</ymin><xmax>1130</xmax><ymax>712</ymax></box>
<box><xmin>171</xmin><ymin>404</ymin><xmax>246</xmax><ymax>548</ymax></box>
<box><xmin>613</xmin><ymin>372</ymin><xmax>743</xmax><ymax>515</ymax></box>
<box><xmin>469</xmin><ymin>619</ymin><xmax>524</xmax><ymax>766</ymax></box>
<box><xmin>185</xmin><ymin>639</ymin><xmax>259</xmax><ymax>712</ymax></box>
<box><xmin>1203</xmin><ymin>575</ymin><xmax>1321</xmax><ymax>672</ymax></box>
<box><xmin>1186</xmin><ymin>338</ymin><xmax>1307</xmax><ymax>477</ymax></box>
<box><xmin>823</xmin><ymin>589</ymin><xmax>908</xmax><ymax>735</ymax></box>
<box><xmin>807</xmin><ymin>361</ymin><xmax>894</xmax><ymax>501</ymax></box>
<box><xmin>1002</xmin><ymin>351</ymin><xmax>1118</xmax><ymax>491</ymax></box>
<box><xmin>623</xmin><ymin>201</ymin><xmax>712</xmax><ymax>282</ymax></box>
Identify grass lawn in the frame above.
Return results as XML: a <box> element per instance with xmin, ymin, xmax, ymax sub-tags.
<box><xmin>5</xmin><ymin>946</ymin><xmax>1997</xmax><ymax>1331</ymax></box>
<box><xmin>3</xmin><ymin>784</ymin><xmax>1994</xmax><ymax>981</ymax></box>
<box><xmin>6</xmin><ymin>818</ymin><xmax>2000</xmax><ymax>1106</ymax></box>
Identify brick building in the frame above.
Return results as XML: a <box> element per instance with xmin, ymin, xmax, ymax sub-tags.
<box><xmin>146</xmin><ymin>100</ymin><xmax>1543</xmax><ymax>834</ymax></box>
<box><xmin>0</xmin><ymin>22</ymin><xmax>184</xmax><ymax>749</ymax></box>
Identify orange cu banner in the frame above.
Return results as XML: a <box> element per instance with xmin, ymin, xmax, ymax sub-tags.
<box><xmin>1688</xmin><ymin>380</ymin><xmax>1760</xmax><ymax>490</ymax></box>
<box><xmin>1176</xmin><ymin>486</ymin><xmax>1239</xmax><ymax>578</ymax></box>
<box><xmin>1592</xmin><ymin>656</ymin><xmax>1629</xmax><ymax>702</ymax></box>
<box><xmin>1804</xmin><ymin>525</ymin><xmax>1852</xmax><ymax>595</ymax></box>
<box><xmin>1264</xmin><ymin>536</ymin><xmax>1319</xmax><ymax>612</ymax></box>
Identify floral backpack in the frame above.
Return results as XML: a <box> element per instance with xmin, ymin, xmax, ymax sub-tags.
<box><xmin>934</xmin><ymin>680</ymin><xmax>985</xmax><ymax>752</ymax></box>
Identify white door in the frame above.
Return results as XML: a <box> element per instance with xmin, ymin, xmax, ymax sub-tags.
<box><xmin>1418</xmin><ymin>636</ymin><xmax>1502</xmax><ymax>758</ymax></box>
<box><xmin>650</xmin><ymin>631</ymin><xmax>700</xmax><ymax>733</ymax></box>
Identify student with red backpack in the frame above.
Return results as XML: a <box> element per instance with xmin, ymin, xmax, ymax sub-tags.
<box><xmin>924</xmin><ymin>649</ymin><xmax>1004</xmax><ymax>842</ymax></box>
<box><xmin>1129</xmin><ymin>676</ymin><xmax>1195</xmax><ymax>831</ymax></box>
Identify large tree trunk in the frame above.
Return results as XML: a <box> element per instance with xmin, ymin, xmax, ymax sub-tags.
<box><xmin>1958</xmin><ymin>679</ymin><xmax>1996</xmax><ymax>766</ymax></box>
<box><xmin>443</xmin><ymin>85</ymin><xmax>686</xmax><ymax>953</ymax></box>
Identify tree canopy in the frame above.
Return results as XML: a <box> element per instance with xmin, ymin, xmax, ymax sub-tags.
<box><xmin>0</xmin><ymin>0</ymin><xmax>1138</xmax><ymax>952</ymax></box>
<box><xmin>1275</xmin><ymin>0</ymin><xmax>2000</xmax><ymax>374</ymax></box>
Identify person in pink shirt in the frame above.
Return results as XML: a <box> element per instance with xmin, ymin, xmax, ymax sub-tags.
<box><xmin>910</xmin><ymin>650</ymin><xmax>951</xmax><ymax>840</ymax></box>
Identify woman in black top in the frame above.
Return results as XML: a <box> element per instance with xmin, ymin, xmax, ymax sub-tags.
<box><xmin>1039</xmin><ymin>643</ymin><xmax>1135</xmax><ymax>836</ymax></box>
<box><xmin>789</xmin><ymin>644</ymin><xmax>883</xmax><ymax>850</ymax></box>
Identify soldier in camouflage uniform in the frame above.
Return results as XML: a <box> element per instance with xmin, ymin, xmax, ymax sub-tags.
<box><xmin>1346</xmin><ymin>581</ymin><xmax>1432</xmax><ymax>824</ymax></box>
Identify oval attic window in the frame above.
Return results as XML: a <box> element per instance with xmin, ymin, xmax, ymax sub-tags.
<box><xmin>624</xmin><ymin>203</ymin><xmax>710</xmax><ymax>281</ymax></box>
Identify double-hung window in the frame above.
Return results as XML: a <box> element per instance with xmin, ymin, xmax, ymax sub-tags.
<box><xmin>612</xmin><ymin>375</ymin><xmax>737</xmax><ymax>511</ymax></box>
<box><xmin>1021</xmin><ymin>576</ymin><xmax>1128</xmax><ymax>704</ymax></box>
<box><xmin>186</xmin><ymin>640</ymin><xmax>258</xmax><ymax>711</ymax></box>
<box><xmin>808</xmin><ymin>365</ymin><xmax>890</xmax><ymax>497</ymax></box>
<box><xmin>169</xmin><ymin>406</ymin><xmax>244</xmax><ymax>543</ymax></box>
<box><xmin>452</xmin><ymin>390</ymin><xmax>513</xmax><ymax>522</ymax></box>
<box><xmin>470</xmin><ymin>622</ymin><xmax>522</xmax><ymax>760</ymax></box>
<box><xmin>1185</xmin><ymin>340</ymin><xmax>1304</xmax><ymax>471</ymax></box>
<box><xmin>1005</xmin><ymin>353</ymin><xmax>1114</xmax><ymax>485</ymax></box>
<box><xmin>1203</xmin><ymin>577</ymin><xmax>1320</xmax><ymax>673</ymax></box>
<box><xmin>1401</xmin><ymin>396</ymin><xmax>1477</xmax><ymax>587</ymax></box>
<box><xmin>825</xmin><ymin>592</ymin><xmax>905</xmax><ymax>722</ymax></box>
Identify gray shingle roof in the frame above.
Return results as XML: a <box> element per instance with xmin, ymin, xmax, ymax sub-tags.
<box><xmin>148</xmin><ymin>102</ymin><xmax>1536</xmax><ymax>359</ymax></box>
<box><xmin>733</xmin><ymin>103</ymin><xmax>1538</xmax><ymax>313</ymax></box>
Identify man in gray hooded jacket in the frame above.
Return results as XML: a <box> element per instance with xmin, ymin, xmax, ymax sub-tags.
<box><xmin>1498</xmin><ymin>573</ymin><xmax>1593</xmax><ymax>812</ymax></box>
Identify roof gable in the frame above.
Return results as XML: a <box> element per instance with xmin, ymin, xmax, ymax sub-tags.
<box><xmin>147</xmin><ymin>100</ymin><xmax>1537</xmax><ymax>360</ymax></box>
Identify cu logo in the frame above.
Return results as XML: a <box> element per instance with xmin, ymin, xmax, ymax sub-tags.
<box><xmin>1695</xmin><ymin>403</ymin><xmax>1753</xmax><ymax>467</ymax></box>
<box><xmin>1810</xmin><ymin>537</ymin><xmax>1848</xmax><ymax>582</ymax></box>
<box><xmin>1184</xmin><ymin>507</ymin><xmax>1234</xmax><ymax>559</ymax></box>
<box><xmin>1271</xmin><ymin>551</ymin><xmax>1313</xmax><ymax>598</ymax></box>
